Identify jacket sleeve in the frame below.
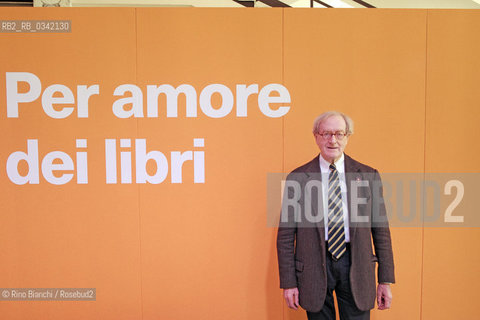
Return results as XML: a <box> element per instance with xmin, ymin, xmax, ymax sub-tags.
<box><xmin>371</xmin><ymin>169</ymin><xmax>395</xmax><ymax>284</ymax></box>
<box><xmin>276</xmin><ymin>175</ymin><xmax>299</xmax><ymax>289</ymax></box>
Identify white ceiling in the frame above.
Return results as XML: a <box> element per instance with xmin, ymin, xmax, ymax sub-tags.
<box><xmin>34</xmin><ymin>0</ymin><xmax>480</xmax><ymax>8</ymax></box>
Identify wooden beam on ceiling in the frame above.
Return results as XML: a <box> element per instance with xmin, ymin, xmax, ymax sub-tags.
<box><xmin>313</xmin><ymin>0</ymin><xmax>332</xmax><ymax>8</ymax></box>
<box><xmin>351</xmin><ymin>0</ymin><xmax>375</xmax><ymax>8</ymax></box>
<box><xmin>233</xmin><ymin>0</ymin><xmax>255</xmax><ymax>7</ymax></box>
<box><xmin>257</xmin><ymin>0</ymin><xmax>290</xmax><ymax>7</ymax></box>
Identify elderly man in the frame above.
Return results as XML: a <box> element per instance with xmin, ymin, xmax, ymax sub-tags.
<box><xmin>277</xmin><ymin>111</ymin><xmax>395</xmax><ymax>320</ymax></box>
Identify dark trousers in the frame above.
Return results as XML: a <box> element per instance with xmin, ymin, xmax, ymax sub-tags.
<box><xmin>306</xmin><ymin>245</ymin><xmax>370</xmax><ymax>320</ymax></box>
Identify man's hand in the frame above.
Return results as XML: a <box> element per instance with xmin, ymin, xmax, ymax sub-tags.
<box><xmin>283</xmin><ymin>287</ymin><xmax>299</xmax><ymax>310</ymax></box>
<box><xmin>377</xmin><ymin>283</ymin><xmax>392</xmax><ymax>310</ymax></box>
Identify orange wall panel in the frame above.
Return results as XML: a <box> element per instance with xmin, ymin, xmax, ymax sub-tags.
<box><xmin>422</xmin><ymin>10</ymin><xmax>480</xmax><ymax>320</ymax></box>
<box><xmin>0</xmin><ymin>8</ymin><xmax>142</xmax><ymax>320</ymax></box>
<box><xmin>283</xmin><ymin>9</ymin><xmax>427</xmax><ymax>320</ymax></box>
<box><xmin>134</xmin><ymin>8</ymin><xmax>284</xmax><ymax>320</ymax></box>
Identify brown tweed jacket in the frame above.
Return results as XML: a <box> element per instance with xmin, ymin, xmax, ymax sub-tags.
<box><xmin>277</xmin><ymin>154</ymin><xmax>395</xmax><ymax>312</ymax></box>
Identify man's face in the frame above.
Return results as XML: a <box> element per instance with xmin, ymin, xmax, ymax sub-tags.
<box><xmin>314</xmin><ymin>115</ymin><xmax>349</xmax><ymax>163</ymax></box>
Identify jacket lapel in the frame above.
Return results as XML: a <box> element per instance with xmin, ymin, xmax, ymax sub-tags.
<box><xmin>303</xmin><ymin>156</ymin><xmax>325</xmax><ymax>243</ymax></box>
<box><xmin>344</xmin><ymin>154</ymin><xmax>362</xmax><ymax>242</ymax></box>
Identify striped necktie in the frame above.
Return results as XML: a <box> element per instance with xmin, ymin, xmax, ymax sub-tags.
<box><xmin>327</xmin><ymin>163</ymin><xmax>346</xmax><ymax>260</ymax></box>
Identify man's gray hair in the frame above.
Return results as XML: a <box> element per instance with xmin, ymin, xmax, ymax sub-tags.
<box><xmin>312</xmin><ymin>111</ymin><xmax>354</xmax><ymax>135</ymax></box>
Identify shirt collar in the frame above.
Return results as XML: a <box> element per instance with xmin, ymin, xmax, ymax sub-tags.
<box><xmin>319</xmin><ymin>153</ymin><xmax>345</xmax><ymax>174</ymax></box>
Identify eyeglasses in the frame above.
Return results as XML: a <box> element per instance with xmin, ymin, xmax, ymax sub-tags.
<box><xmin>317</xmin><ymin>131</ymin><xmax>347</xmax><ymax>140</ymax></box>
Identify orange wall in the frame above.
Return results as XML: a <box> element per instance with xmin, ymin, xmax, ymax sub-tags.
<box><xmin>0</xmin><ymin>8</ymin><xmax>478</xmax><ymax>320</ymax></box>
